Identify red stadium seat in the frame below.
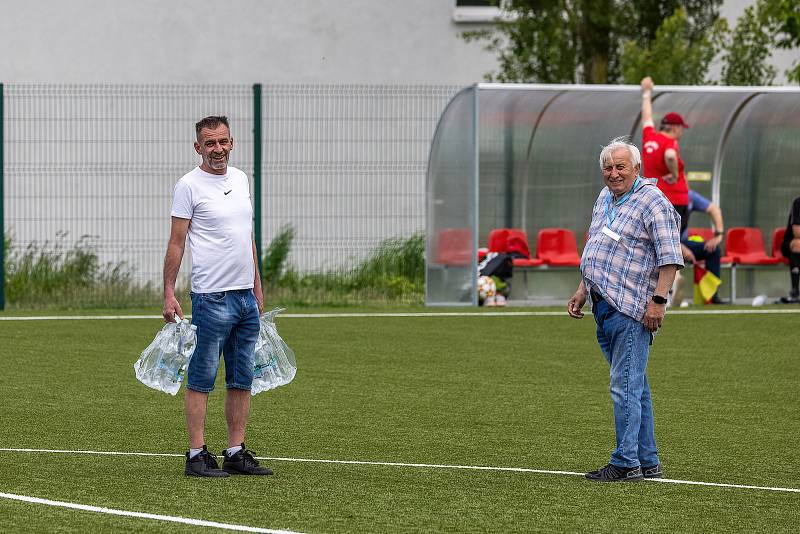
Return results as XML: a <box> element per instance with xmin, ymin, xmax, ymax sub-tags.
<box><xmin>725</xmin><ymin>227</ymin><xmax>782</xmax><ymax>265</ymax></box>
<box><xmin>535</xmin><ymin>228</ymin><xmax>581</xmax><ymax>266</ymax></box>
<box><xmin>487</xmin><ymin>228</ymin><xmax>543</xmax><ymax>267</ymax></box>
<box><xmin>772</xmin><ymin>227</ymin><xmax>789</xmax><ymax>265</ymax></box>
<box><xmin>487</xmin><ymin>228</ymin><xmax>509</xmax><ymax>253</ymax></box>
<box><xmin>435</xmin><ymin>228</ymin><xmax>472</xmax><ymax>266</ymax></box>
<box><xmin>506</xmin><ymin>231</ymin><xmax>532</xmax><ymax>260</ymax></box>
<box><xmin>512</xmin><ymin>257</ymin><xmax>545</xmax><ymax>267</ymax></box>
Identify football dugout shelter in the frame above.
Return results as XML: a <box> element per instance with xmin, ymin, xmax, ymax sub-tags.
<box><xmin>425</xmin><ymin>83</ymin><xmax>800</xmax><ymax>306</ymax></box>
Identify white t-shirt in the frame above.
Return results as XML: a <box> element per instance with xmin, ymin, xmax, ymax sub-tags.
<box><xmin>171</xmin><ymin>166</ymin><xmax>254</xmax><ymax>293</ymax></box>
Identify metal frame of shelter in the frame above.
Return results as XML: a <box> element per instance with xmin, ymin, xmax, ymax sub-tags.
<box><xmin>425</xmin><ymin>83</ymin><xmax>800</xmax><ymax>306</ymax></box>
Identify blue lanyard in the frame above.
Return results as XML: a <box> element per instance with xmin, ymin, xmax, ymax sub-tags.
<box><xmin>605</xmin><ymin>176</ymin><xmax>641</xmax><ymax>227</ymax></box>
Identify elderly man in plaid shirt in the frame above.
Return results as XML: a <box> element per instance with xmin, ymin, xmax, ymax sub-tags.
<box><xmin>568</xmin><ymin>137</ymin><xmax>684</xmax><ymax>482</ymax></box>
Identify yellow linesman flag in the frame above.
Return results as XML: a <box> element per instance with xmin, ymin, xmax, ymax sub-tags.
<box><xmin>693</xmin><ymin>263</ymin><xmax>721</xmax><ymax>304</ymax></box>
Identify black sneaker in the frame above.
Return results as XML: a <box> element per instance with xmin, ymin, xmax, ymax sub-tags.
<box><xmin>585</xmin><ymin>463</ymin><xmax>643</xmax><ymax>482</ymax></box>
<box><xmin>185</xmin><ymin>445</ymin><xmax>230</xmax><ymax>477</ymax></box>
<box><xmin>710</xmin><ymin>295</ymin><xmax>729</xmax><ymax>305</ymax></box>
<box><xmin>222</xmin><ymin>443</ymin><xmax>273</xmax><ymax>476</ymax></box>
<box><xmin>778</xmin><ymin>293</ymin><xmax>800</xmax><ymax>304</ymax></box>
<box><xmin>642</xmin><ymin>464</ymin><xmax>663</xmax><ymax>479</ymax></box>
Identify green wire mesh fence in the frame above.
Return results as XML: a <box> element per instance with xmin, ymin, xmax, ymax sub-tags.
<box><xmin>1</xmin><ymin>84</ymin><xmax>460</xmax><ymax>309</ymax></box>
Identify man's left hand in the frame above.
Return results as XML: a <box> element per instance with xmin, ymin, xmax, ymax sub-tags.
<box><xmin>642</xmin><ymin>300</ymin><xmax>666</xmax><ymax>332</ymax></box>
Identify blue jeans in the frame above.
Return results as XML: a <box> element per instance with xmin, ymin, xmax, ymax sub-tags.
<box><xmin>187</xmin><ymin>289</ymin><xmax>259</xmax><ymax>393</ymax></box>
<box><xmin>592</xmin><ymin>298</ymin><xmax>659</xmax><ymax>468</ymax></box>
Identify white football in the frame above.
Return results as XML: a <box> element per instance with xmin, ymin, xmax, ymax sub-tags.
<box><xmin>477</xmin><ymin>275</ymin><xmax>496</xmax><ymax>301</ymax></box>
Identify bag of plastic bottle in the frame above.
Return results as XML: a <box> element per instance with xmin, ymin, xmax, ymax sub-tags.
<box><xmin>251</xmin><ymin>308</ymin><xmax>297</xmax><ymax>395</ymax></box>
<box><xmin>134</xmin><ymin>318</ymin><xmax>197</xmax><ymax>396</ymax></box>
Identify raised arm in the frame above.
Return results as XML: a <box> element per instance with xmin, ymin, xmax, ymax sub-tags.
<box><xmin>163</xmin><ymin>216</ymin><xmax>190</xmax><ymax>322</ymax></box>
<box><xmin>641</xmin><ymin>77</ymin><xmax>654</xmax><ymax>128</ymax></box>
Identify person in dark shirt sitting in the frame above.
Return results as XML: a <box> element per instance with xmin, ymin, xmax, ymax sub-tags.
<box><xmin>779</xmin><ymin>196</ymin><xmax>800</xmax><ymax>304</ymax></box>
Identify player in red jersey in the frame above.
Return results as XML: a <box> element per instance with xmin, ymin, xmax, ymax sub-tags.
<box><xmin>640</xmin><ymin>76</ymin><xmax>690</xmax><ymax>234</ymax></box>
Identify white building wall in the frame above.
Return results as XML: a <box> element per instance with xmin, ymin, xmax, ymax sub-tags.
<box><xmin>0</xmin><ymin>0</ymin><xmax>499</xmax><ymax>84</ymax></box>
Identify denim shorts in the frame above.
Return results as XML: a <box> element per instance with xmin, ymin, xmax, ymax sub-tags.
<box><xmin>188</xmin><ymin>289</ymin><xmax>259</xmax><ymax>393</ymax></box>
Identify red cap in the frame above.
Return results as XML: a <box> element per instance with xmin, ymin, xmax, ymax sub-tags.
<box><xmin>661</xmin><ymin>112</ymin><xmax>690</xmax><ymax>128</ymax></box>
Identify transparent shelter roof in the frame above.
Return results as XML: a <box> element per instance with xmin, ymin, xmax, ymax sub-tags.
<box><xmin>426</xmin><ymin>83</ymin><xmax>800</xmax><ymax>306</ymax></box>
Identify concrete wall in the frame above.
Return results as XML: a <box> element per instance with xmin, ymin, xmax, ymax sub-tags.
<box><xmin>0</xmin><ymin>0</ymin><xmax>499</xmax><ymax>84</ymax></box>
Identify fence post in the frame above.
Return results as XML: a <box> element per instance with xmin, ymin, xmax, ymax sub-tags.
<box><xmin>0</xmin><ymin>83</ymin><xmax>5</xmax><ymax>310</ymax></box>
<box><xmin>252</xmin><ymin>83</ymin><xmax>263</xmax><ymax>270</ymax></box>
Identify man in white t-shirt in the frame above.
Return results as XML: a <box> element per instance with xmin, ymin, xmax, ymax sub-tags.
<box><xmin>163</xmin><ymin>116</ymin><xmax>271</xmax><ymax>477</ymax></box>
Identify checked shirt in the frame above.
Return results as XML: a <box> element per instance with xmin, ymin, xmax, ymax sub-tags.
<box><xmin>581</xmin><ymin>177</ymin><xmax>684</xmax><ymax>321</ymax></box>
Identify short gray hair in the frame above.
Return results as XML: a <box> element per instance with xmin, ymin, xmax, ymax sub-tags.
<box><xmin>599</xmin><ymin>136</ymin><xmax>641</xmax><ymax>169</ymax></box>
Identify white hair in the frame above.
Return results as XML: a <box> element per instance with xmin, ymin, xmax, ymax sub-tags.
<box><xmin>599</xmin><ymin>136</ymin><xmax>641</xmax><ymax>169</ymax></box>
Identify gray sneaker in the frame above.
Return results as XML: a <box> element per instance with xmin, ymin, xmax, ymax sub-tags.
<box><xmin>222</xmin><ymin>443</ymin><xmax>274</xmax><ymax>476</ymax></box>
<box><xmin>585</xmin><ymin>463</ymin><xmax>643</xmax><ymax>482</ymax></box>
<box><xmin>642</xmin><ymin>464</ymin><xmax>663</xmax><ymax>479</ymax></box>
<box><xmin>185</xmin><ymin>445</ymin><xmax>230</xmax><ymax>477</ymax></box>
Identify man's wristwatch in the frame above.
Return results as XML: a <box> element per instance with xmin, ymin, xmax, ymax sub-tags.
<box><xmin>652</xmin><ymin>294</ymin><xmax>668</xmax><ymax>305</ymax></box>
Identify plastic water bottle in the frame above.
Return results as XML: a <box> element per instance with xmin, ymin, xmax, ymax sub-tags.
<box><xmin>251</xmin><ymin>308</ymin><xmax>297</xmax><ymax>395</ymax></box>
<box><xmin>161</xmin><ymin>319</ymin><xmax>197</xmax><ymax>394</ymax></box>
<box><xmin>134</xmin><ymin>318</ymin><xmax>197</xmax><ymax>395</ymax></box>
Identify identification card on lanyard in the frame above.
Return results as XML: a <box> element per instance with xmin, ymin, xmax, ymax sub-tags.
<box><xmin>603</xmin><ymin>177</ymin><xmax>640</xmax><ymax>242</ymax></box>
<box><xmin>602</xmin><ymin>226</ymin><xmax>621</xmax><ymax>242</ymax></box>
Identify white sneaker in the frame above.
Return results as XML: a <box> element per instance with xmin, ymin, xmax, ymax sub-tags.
<box><xmin>494</xmin><ymin>295</ymin><xmax>507</xmax><ymax>307</ymax></box>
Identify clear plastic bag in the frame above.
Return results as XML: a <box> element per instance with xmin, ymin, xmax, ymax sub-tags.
<box><xmin>251</xmin><ymin>308</ymin><xmax>297</xmax><ymax>395</ymax></box>
<box><xmin>134</xmin><ymin>318</ymin><xmax>197</xmax><ymax>396</ymax></box>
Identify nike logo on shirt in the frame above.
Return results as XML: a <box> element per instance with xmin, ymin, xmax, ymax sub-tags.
<box><xmin>224</xmin><ymin>190</ymin><xmax>232</xmax><ymax>195</ymax></box>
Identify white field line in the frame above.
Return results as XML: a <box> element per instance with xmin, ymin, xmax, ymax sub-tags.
<box><xmin>1</xmin><ymin>448</ymin><xmax>798</xmax><ymax>494</ymax></box>
<box><xmin>1</xmin><ymin>309</ymin><xmax>800</xmax><ymax>321</ymax></box>
<box><xmin>0</xmin><ymin>491</ymin><xmax>304</xmax><ymax>533</ymax></box>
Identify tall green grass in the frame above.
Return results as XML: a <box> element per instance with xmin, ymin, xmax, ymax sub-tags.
<box><xmin>262</xmin><ymin>224</ymin><xmax>295</xmax><ymax>287</ymax></box>
<box><xmin>263</xmin><ymin>227</ymin><xmax>425</xmax><ymax>306</ymax></box>
<box><xmin>3</xmin><ymin>232</ymin><xmax>159</xmax><ymax>309</ymax></box>
<box><xmin>3</xmin><ymin>228</ymin><xmax>426</xmax><ymax>309</ymax></box>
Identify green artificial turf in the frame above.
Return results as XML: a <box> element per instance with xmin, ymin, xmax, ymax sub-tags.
<box><xmin>0</xmin><ymin>311</ymin><xmax>798</xmax><ymax>533</ymax></box>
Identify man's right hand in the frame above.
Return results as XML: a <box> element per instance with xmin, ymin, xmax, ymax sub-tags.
<box><xmin>704</xmin><ymin>235</ymin><xmax>722</xmax><ymax>252</ymax></box>
<box><xmin>641</xmin><ymin>76</ymin><xmax>654</xmax><ymax>93</ymax></box>
<box><xmin>567</xmin><ymin>289</ymin><xmax>587</xmax><ymax>319</ymax></box>
<box><xmin>163</xmin><ymin>296</ymin><xmax>184</xmax><ymax>323</ymax></box>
